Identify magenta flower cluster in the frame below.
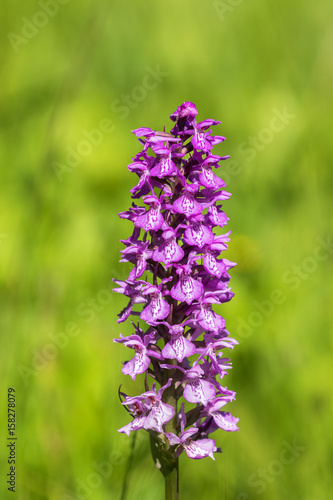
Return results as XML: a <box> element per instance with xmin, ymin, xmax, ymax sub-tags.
<box><xmin>113</xmin><ymin>102</ymin><xmax>238</xmax><ymax>461</ymax></box>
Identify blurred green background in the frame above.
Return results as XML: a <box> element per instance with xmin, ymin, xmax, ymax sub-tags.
<box><xmin>1</xmin><ymin>0</ymin><xmax>333</xmax><ymax>499</ymax></box>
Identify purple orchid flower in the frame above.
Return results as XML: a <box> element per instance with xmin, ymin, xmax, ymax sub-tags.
<box><xmin>205</xmin><ymin>205</ymin><xmax>229</xmax><ymax>228</ymax></box>
<box><xmin>135</xmin><ymin>194</ymin><xmax>165</xmax><ymax>232</ymax></box>
<box><xmin>201</xmin><ymin>397</ymin><xmax>239</xmax><ymax>432</ymax></box>
<box><xmin>166</xmin><ymin>427</ymin><xmax>217</xmax><ymax>460</ymax></box>
<box><xmin>198</xmin><ymin>156</ymin><xmax>228</xmax><ymax>190</ymax></box>
<box><xmin>120</xmin><ymin>240</ymin><xmax>153</xmax><ymax>280</ymax></box>
<box><xmin>118</xmin><ymin>202</ymin><xmax>146</xmax><ymax>223</ymax></box>
<box><xmin>127</xmin><ymin>155</ymin><xmax>156</xmax><ymax>198</ymax></box>
<box><xmin>201</xmin><ymin>275</ymin><xmax>235</xmax><ymax>303</ymax></box>
<box><xmin>152</xmin><ymin>226</ymin><xmax>184</xmax><ymax>266</ymax></box>
<box><xmin>183</xmin><ymin>216</ymin><xmax>214</xmax><ymax>248</ymax></box>
<box><xmin>170</xmin><ymin>264</ymin><xmax>203</xmax><ymax>305</ymax></box>
<box><xmin>189</xmin><ymin>291</ymin><xmax>228</xmax><ymax>332</ymax></box>
<box><xmin>203</xmin><ymin>254</ymin><xmax>236</xmax><ymax>279</ymax></box>
<box><xmin>118</xmin><ymin>397</ymin><xmax>149</xmax><ymax>436</ymax></box>
<box><xmin>114</xmin><ymin>102</ymin><xmax>239</xmax><ymax>483</ymax></box>
<box><xmin>192</xmin><ymin>234</ymin><xmax>236</xmax><ymax>279</ymax></box>
<box><xmin>113</xmin><ymin>279</ymin><xmax>146</xmax><ymax>323</ymax></box>
<box><xmin>164</xmin><ymin>402</ymin><xmax>217</xmax><ymax>460</ymax></box>
<box><xmin>196</xmin><ymin>338</ymin><xmax>237</xmax><ymax>376</ymax></box>
<box><xmin>140</xmin><ymin>278</ymin><xmax>172</xmax><ymax>324</ymax></box>
<box><xmin>172</xmin><ymin>184</ymin><xmax>202</xmax><ymax>217</ymax></box>
<box><xmin>161</xmin><ymin>363</ymin><xmax>217</xmax><ymax>406</ymax></box>
<box><xmin>182</xmin><ymin>365</ymin><xmax>217</xmax><ymax>405</ymax></box>
<box><xmin>132</xmin><ymin>128</ymin><xmax>181</xmax><ymax>149</ymax></box>
<box><xmin>141</xmin><ymin>379</ymin><xmax>175</xmax><ymax>433</ymax></box>
<box><xmin>197</xmin><ymin>189</ymin><xmax>232</xmax><ymax>211</ymax></box>
<box><xmin>181</xmin><ymin>119</ymin><xmax>225</xmax><ymax>153</ymax></box>
<box><xmin>161</xmin><ymin>324</ymin><xmax>197</xmax><ymax>362</ymax></box>
<box><xmin>170</xmin><ymin>101</ymin><xmax>198</xmax><ymax>135</ymax></box>
<box><xmin>149</xmin><ymin>142</ymin><xmax>184</xmax><ymax>178</ymax></box>
<box><xmin>170</xmin><ymin>101</ymin><xmax>198</xmax><ymax>122</ymax></box>
<box><xmin>114</xmin><ymin>330</ymin><xmax>162</xmax><ymax>380</ymax></box>
<box><xmin>119</xmin><ymin>379</ymin><xmax>175</xmax><ymax>435</ymax></box>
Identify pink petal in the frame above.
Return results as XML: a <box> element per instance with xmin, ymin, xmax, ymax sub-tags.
<box><xmin>213</xmin><ymin>411</ymin><xmax>239</xmax><ymax>432</ymax></box>
<box><xmin>136</xmin><ymin>208</ymin><xmax>164</xmax><ymax>231</ymax></box>
<box><xmin>122</xmin><ymin>352</ymin><xmax>151</xmax><ymax>380</ymax></box>
<box><xmin>162</xmin><ymin>336</ymin><xmax>196</xmax><ymax>362</ymax></box>
<box><xmin>184</xmin><ymin>223</ymin><xmax>214</xmax><ymax>248</ymax></box>
<box><xmin>173</xmin><ymin>194</ymin><xmax>202</xmax><ymax>217</ymax></box>
<box><xmin>184</xmin><ymin>438</ymin><xmax>216</xmax><ymax>460</ymax></box>
<box><xmin>153</xmin><ymin>239</ymin><xmax>184</xmax><ymax>265</ymax></box>
<box><xmin>141</xmin><ymin>297</ymin><xmax>170</xmax><ymax>322</ymax></box>
<box><xmin>208</xmin><ymin>206</ymin><xmax>229</xmax><ymax>227</ymax></box>
<box><xmin>199</xmin><ymin>168</ymin><xmax>225</xmax><ymax>190</ymax></box>
<box><xmin>118</xmin><ymin>416</ymin><xmax>146</xmax><ymax>436</ymax></box>
<box><xmin>144</xmin><ymin>402</ymin><xmax>175</xmax><ymax>432</ymax></box>
<box><xmin>150</xmin><ymin>157</ymin><xmax>177</xmax><ymax>178</ymax></box>
<box><xmin>184</xmin><ymin>378</ymin><xmax>216</xmax><ymax>405</ymax></box>
<box><xmin>203</xmin><ymin>253</ymin><xmax>225</xmax><ymax>278</ymax></box>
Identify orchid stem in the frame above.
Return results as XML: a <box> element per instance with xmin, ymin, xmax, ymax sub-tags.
<box><xmin>165</xmin><ymin>458</ymin><xmax>179</xmax><ymax>500</ymax></box>
<box><xmin>164</xmin><ymin>359</ymin><xmax>179</xmax><ymax>500</ymax></box>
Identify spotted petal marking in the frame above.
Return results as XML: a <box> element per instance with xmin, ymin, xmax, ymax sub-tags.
<box><xmin>208</xmin><ymin>205</ymin><xmax>228</xmax><ymax>227</ymax></box>
<box><xmin>144</xmin><ymin>401</ymin><xmax>175</xmax><ymax>432</ymax></box>
<box><xmin>183</xmin><ymin>438</ymin><xmax>216</xmax><ymax>460</ymax></box>
<box><xmin>204</xmin><ymin>253</ymin><xmax>222</xmax><ymax>278</ymax></box>
<box><xmin>184</xmin><ymin>378</ymin><xmax>216</xmax><ymax>405</ymax></box>
<box><xmin>131</xmin><ymin>415</ymin><xmax>147</xmax><ymax>431</ymax></box>
<box><xmin>190</xmin><ymin>223</ymin><xmax>204</xmax><ymax>247</ymax></box>
<box><xmin>135</xmin><ymin>255</ymin><xmax>146</xmax><ymax>277</ymax></box>
<box><xmin>202</xmin><ymin>167</ymin><xmax>216</xmax><ymax>188</ymax></box>
<box><xmin>165</xmin><ymin>239</ymin><xmax>183</xmax><ymax>263</ymax></box>
<box><xmin>173</xmin><ymin>193</ymin><xmax>201</xmax><ymax>217</ymax></box>
<box><xmin>182</xmin><ymin>275</ymin><xmax>195</xmax><ymax>303</ymax></box>
<box><xmin>172</xmin><ymin>335</ymin><xmax>185</xmax><ymax>361</ymax></box>
<box><xmin>122</xmin><ymin>347</ymin><xmax>150</xmax><ymax>380</ymax></box>
<box><xmin>200</xmin><ymin>305</ymin><xmax>215</xmax><ymax>330</ymax></box>
<box><xmin>146</xmin><ymin>207</ymin><xmax>162</xmax><ymax>231</ymax></box>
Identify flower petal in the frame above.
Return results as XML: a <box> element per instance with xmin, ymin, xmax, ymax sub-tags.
<box><xmin>184</xmin><ymin>438</ymin><xmax>216</xmax><ymax>460</ymax></box>
<box><xmin>173</xmin><ymin>193</ymin><xmax>202</xmax><ymax>217</ymax></box>
<box><xmin>184</xmin><ymin>378</ymin><xmax>216</xmax><ymax>405</ymax></box>
<box><xmin>212</xmin><ymin>411</ymin><xmax>239</xmax><ymax>432</ymax></box>
<box><xmin>171</xmin><ymin>275</ymin><xmax>203</xmax><ymax>305</ymax></box>
<box><xmin>141</xmin><ymin>296</ymin><xmax>170</xmax><ymax>322</ymax></box>
<box><xmin>144</xmin><ymin>402</ymin><xmax>175</xmax><ymax>433</ymax></box>
<box><xmin>184</xmin><ymin>223</ymin><xmax>214</xmax><ymax>248</ymax></box>
<box><xmin>122</xmin><ymin>351</ymin><xmax>151</xmax><ymax>380</ymax></box>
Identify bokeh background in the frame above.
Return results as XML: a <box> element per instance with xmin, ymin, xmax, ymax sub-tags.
<box><xmin>1</xmin><ymin>0</ymin><xmax>333</xmax><ymax>499</ymax></box>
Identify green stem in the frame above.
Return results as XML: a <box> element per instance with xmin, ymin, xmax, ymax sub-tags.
<box><xmin>163</xmin><ymin>359</ymin><xmax>179</xmax><ymax>500</ymax></box>
<box><xmin>165</xmin><ymin>457</ymin><xmax>179</xmax><ymax>500</ymax></box>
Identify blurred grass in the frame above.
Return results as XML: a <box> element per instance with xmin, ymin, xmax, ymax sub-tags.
<box><xmin>1</xmin><ymin>0</ymin><xmax>333</xmax><ymax>499</ymax></box>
